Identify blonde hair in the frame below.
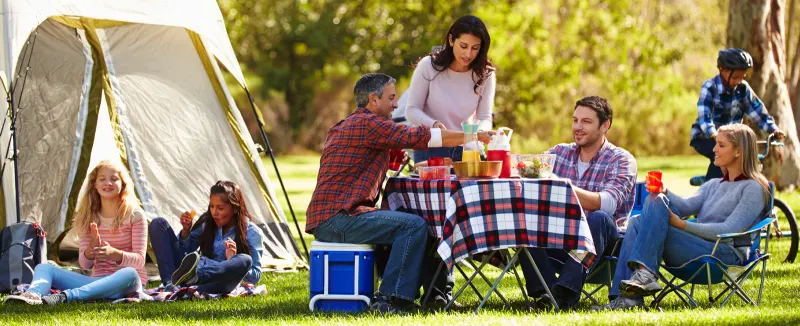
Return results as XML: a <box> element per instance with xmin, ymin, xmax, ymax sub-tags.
<box><xmin>718</xmin><ymin>124</ymin><xmax>770</xmax><ymax>199</ymax></box>
<box><xmin>73</xmin><ymin>160</ymin><xmax>141</xmax><ymax>233</ymax></box>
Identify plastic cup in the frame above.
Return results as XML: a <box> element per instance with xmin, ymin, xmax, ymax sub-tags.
<box><xmin>646</xmin><ymin>170</ymin><xmax>663</xmax><ymax>193</ymax></box>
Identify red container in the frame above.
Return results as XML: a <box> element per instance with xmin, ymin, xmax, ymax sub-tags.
<box><xmin>646</xmin><ymin>170</ymin><xmax>663</xmax><ymax>193</ymax></box>
<box><xmin>428</xmin><ymin>157</ymin><xmax>445</xmax><ymax>167</ymax></box>
<box><xmin>486</xmin><ymin>150</ymin><xmax>511</xmax><ymax>178</ymax></box>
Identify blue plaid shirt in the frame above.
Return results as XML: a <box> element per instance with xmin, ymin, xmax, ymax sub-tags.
<box><xmin>546</xmin><ymin>140</ymin><xmax>637</xmax><ymax>227</ymax></box>
<box><xmin>691</xmin><ymin>75</ymin><xmax>778</xmax><ymax>140</ymax></box>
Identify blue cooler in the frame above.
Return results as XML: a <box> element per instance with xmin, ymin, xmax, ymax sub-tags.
<box><xmin>308</xmin><ymin>241</ymin><xmax>375</xmax><ymax>312</ymax></box>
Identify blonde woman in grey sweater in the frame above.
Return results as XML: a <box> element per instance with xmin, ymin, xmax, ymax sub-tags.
<box><xmin>594</xmin><ymin>123</ymin><xmax>770</xmax><ymax>310</ymax></box>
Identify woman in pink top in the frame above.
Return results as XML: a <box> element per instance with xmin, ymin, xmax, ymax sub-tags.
<box><xmin>405</xmin><ymin>15</ymin><xmax>496</xmax><ymax>164</ymax></box>
<box><xmin>4</xmin><ymin>160</ymin><xmax>148</xmax><ymax>305</ymax></box>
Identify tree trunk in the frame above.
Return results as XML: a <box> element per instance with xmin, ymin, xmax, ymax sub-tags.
<box><xmin>728</xmin><ymin>0</ymin><xmax>800</xmax><ymax>190</ymax></box>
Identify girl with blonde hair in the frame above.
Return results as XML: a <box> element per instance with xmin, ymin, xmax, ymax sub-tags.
<box><xmin>4</xmin><ymin>160</ymin><xmax>148</xmax><ymax>305</ymax></box>
<box><xmin>595</xmin><ymin>123</ymin><xmax>770</xmax><ymax>310</ymax></box>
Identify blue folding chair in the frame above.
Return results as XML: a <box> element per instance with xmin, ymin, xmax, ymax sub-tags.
<box><xmin>650</xmin><ymin>183</ymin><xmax>775</xmax><ymax>308</ymax></box>
<box><xmin>581</xmin><ymin>181</ymin><xmax>646</xmax><ymax>304</ymax></box>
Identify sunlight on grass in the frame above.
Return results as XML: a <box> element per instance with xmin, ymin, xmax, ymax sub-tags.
<box><xmin>2</xmin><ymin>155</ymin><xmax>798</xmax><ymax>325</ymax></box>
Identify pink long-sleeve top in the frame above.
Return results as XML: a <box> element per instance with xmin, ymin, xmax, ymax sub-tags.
<box><xmin>78</xmin><ymin>208</ymin><xmax>148</xmax><ymax>285</ymax></box>
<box><xmin>405</xmin><ymin>55</ymin><xmax>496</xmax><ymax>131</ymax></box>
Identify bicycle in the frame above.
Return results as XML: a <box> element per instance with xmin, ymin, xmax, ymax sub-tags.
<box><xmin>689</xmin><ymin>133</ymin><xmax>798</xmax><ymax>263</ymax></box>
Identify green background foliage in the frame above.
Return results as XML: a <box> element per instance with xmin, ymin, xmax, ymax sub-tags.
<box><xmin>219</xmin><ymin>0</ymin><xmax>729</xmax><ymax>156</ymax></box>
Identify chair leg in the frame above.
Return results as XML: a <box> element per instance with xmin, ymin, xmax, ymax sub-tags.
<box><xmin>758</xmin><ymin>259</ymin><xmax>767</xmax><ymax>305</ymax></box>
<box><xmin>421</xmin><ymin>260</ymin><xmax>444</xmax><ymax>308</ymax></box>
<box><xmin>718</xmin><ymin>263</ymin><xmax>755</xmax><ymax>307</ymax></box>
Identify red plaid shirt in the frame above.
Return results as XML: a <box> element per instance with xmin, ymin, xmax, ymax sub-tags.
<box><xmin>305</xmin><ymin>107</ymin><xmax>432</xmax><ymax>233</ymax></box>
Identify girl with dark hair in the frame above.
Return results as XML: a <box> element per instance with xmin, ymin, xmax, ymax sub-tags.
<box><xmin>149</xmin><ymin>180</ymin><xmax>265</xmax><ymax>294</ymax></box>
<box><xmin>405</xmin><ymin>15</ymin><xmax>496</xmax><ymax>164</ymax></box>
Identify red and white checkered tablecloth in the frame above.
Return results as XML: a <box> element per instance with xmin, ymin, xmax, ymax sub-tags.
<box><xmin>384</xmin><ymin>177</ymin><xmax>597</xmax><ymax>270</ymax></box>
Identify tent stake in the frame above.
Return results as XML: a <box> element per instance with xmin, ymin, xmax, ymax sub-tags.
<box><xmin>244</xmin><ymin>88</ymin><xmax>309</xmax><ymax>259</ymax></box>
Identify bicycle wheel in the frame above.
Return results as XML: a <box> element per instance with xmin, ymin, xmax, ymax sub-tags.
<box><xmin>774</xmin><ymin>198</ymin><xmax>798</xmax><ymax>263</ymax></box>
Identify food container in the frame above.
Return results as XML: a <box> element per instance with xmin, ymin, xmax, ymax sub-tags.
<box><xmin>453</xmin><ymin>161</ymin><xmax>503</xmax><ymax>179</ymax></box>
<box><xmin>418</xmin><ymin>166</ymin><xmax>450</xmax><ymax>180</ymax></box>
<box><xmin>512</xmin><ymin>154</ymin><xmax>556</xmax><ymax>178</ymax></box>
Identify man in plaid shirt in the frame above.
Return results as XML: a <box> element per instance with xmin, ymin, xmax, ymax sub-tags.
<box><xmin>690</xmin><ymin>48</ymin><xmax>784</xmax><ymax>184</ymax></box>
<box><xmin>520</xmin><ymin>96</ymin><xmax>637</xmax><ymax>310</ymax></box>
<box><xmin>307</xmin><ymin>73</ymin><xmax>491</xmax><ymax>313</ymax></box>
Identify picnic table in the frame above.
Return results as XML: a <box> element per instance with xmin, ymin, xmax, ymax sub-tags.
<box><xmin>383</xmin><ymin>176</ymin><xmax>597</xmax><ymax>312</ymax></box>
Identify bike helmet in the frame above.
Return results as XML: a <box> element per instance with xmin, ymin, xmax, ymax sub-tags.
<box><xmin>717</xmin><ymin>48</ymin><xmax>753</xmax><ymax>70</ymax></box>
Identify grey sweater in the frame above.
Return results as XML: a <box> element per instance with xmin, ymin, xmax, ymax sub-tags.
<box><xmin>666</xmin><ymin>178</ymin><xmax>767</xmax><ymax>260</ymax></box>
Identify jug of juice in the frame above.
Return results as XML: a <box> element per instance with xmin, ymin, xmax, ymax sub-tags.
<box><xmin>461</xmin><ymin>122</ymin><xmax>481</xmax><ymax>162</ymax></box>
<box><xmin>487</xmin><ymin>127</ymin><xmax>513</xmax><ymax>178</ymax></box>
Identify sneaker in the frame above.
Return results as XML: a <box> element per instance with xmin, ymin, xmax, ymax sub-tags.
<box><xmin>171</xmin><ymin>251</ymin><xmax>200</xmax><ymax>286</ymax></box>
<box><xmin>620</xmin><ymin>269</ymin><xmax>662</xmax><ymax>296</ymax></box>
<box><xmin>689</xmin><ymin>176</ymin><xmax>706</xmax><ymax>186</ymax></box>
<box><xmin>41</xmin><ymin>293</ymin><xmax>67</xmax><ymax>305</ymax></box>
<box><xmin>3</xmin><ymin>292</ymin><xmax>42</xmax><ymax>305</ymax></box>
<box><xmin>423</xmin><ymin>297</ymin><xmax>463</xmax><ymax>311</ymax></box>
<box><xmin>590</xmin><ymin>296</ymin><xmax>644</xmax><ymax>311</ymax></box>
<box><xmin>370</xmin><ymin>295</ymin><xmax>418</xmax><ymax>314</ymax></box>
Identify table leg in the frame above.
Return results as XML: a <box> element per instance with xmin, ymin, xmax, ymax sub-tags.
<box><xmin>466</xmin><ymin>251</ymin><xmax>510</xmax><ymax>306</ymax></box>
<box><xmin>421</xmin><ymin>260</ymin><xmax>444</xmax><ymax>308</ymax></box>
<box><xmin>509</xmin><ymin>249</ymin><xmax>532</xmax><ymax>310</ymax></box>
<box><xmin>445</xmin><ymin>251</ymin><xmax>494</xmax><ymax>310</ymax></box>
<box><xmin>455</xmin><ymin>263</ymin><xmax>485</xmax><ymax>302</ymax></box>
<box><xmin>475</xmin><ymin>250</ymin><xmax>522</xmax><ymax>313</ymax></box>
<box><xmin>522</xmin><ymin>247</ymin><xmax>560</xmax><ymax>311</ymax></box>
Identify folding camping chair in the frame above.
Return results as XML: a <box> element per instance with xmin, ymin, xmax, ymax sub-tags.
<box><xmin>581</xmin><ymin>181</ymin><xmax>646</xmax><ymax>304</ymax></box>
<box><xmin>650</xmin><ymin>183</ymin><xmax>775</xmax><ymax>308</ymax></box>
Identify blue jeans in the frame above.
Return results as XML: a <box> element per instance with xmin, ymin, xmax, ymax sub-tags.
<box><xmin>610</xmin><ymin>194</ymin><xmax>743</xmax><ymax>298</ymax></box>
<box><xmin>194</xmin><ymin>254</ymin><xmax>253</xmax><ymax>294</ymax></box>
<box><xmin>313</xmin><ymin>210</ymin><xmax>428</xmax><ymax>301</ymax></box>
<box><xmin>149</xmin><ymin>217</ymin><xmax>252</xmax><ymax>293</ymax></box>
<box><xmin>519</xmin><ymin>210</ymin><xmax>619</xmax><ymax>307</ymax></box>
<box><xmin>691</xmin><ymin>138</ymin><xmax>723</xmax><ymax>180</ymax></box>
<box><xmin>149</xmin><ymin>217</ymin><xmax>188</xmax><ymax>284</ymax></box>
<box><xmin>27</xmin><ymin>264</ymin><xmax>142</xmax><ymax>302</ymax></box>
<box><xmin>413</xmin><ymin>146</ymin><xmax>463</xmax><ymax>163</ymax></box>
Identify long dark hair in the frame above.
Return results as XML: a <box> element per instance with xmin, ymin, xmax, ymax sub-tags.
<box><xmin>425</xmin><ymin>15</ymin><xmax>494</xmax><ymax>94</ymax></box>
<box><xmin>196</xmin><ymin>180</ymin><xmax>253</xmax><ymax>257</ymax></box>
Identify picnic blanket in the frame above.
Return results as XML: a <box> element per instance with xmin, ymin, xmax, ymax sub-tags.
<box><xmin>11</xmin><ymin>283</ymin><xmax>267</xmax><ymax>304</ymax></box>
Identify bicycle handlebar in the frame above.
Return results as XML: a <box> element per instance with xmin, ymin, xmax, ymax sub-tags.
<box><xmin>757</xmin><ymin>133</ymin><xmax>784</xmax><ymax>158</ymax></box>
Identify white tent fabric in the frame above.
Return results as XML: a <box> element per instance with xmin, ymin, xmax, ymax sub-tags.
<box><xmin>0</xmin><ymin>1</ymin><xmax>305</xmax><ymax>270</ymax></box>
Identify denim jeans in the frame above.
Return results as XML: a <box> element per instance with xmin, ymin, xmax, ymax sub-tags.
<box><xmin>194</xmin><ymin>254</ymin><xmax>253</xmax><ymax>294</ymax></box>
<box><xmin>691</xmin><ymin>138</ymin><xmax>723</xmax><ymax>180</ymax></box>
<box><xmin>413</xmin><ymin>146</ymin><xmax>464</xmax><ymax>163</ymax></box>
<box><xmin>609</xmin><ymin>194</ymin><xmax>743</xmax><ymax>298</ymax></box>
<box><xmin>27</xmin><ymin>264</ymin><xmax>142</xmax><ymax>302</ymax></box>
<box><xmin>313</xmin><ymin>210</ymin><xmax>429</xmax><ymax>301</ymax></box>
<box><xmin>519</xmin><ymin>210</ymin><xmax>619</xmax><ymax>307</ymax></box>
<box><xmin>149</xmin><ymin>217</ymin><xmax>189</xmax><ymax>284</ymax></box>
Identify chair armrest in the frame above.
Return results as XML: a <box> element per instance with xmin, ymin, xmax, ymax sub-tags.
<box><xmin>717</xmin><ymin>217</ymin><xmax>775</xmax><ymax>239</ymax></box>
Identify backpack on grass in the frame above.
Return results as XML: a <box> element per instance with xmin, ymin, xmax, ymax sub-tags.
<box><xmin>0</xmin><ymin>222</ymin><xmax>47</xmax><ymax>293</ymax></box>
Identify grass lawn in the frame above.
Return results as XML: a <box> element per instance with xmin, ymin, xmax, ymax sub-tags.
<box><xmin>2</xmin><ymin>155</ymin><xmax>799</xmax><ymax>325</ymax></box>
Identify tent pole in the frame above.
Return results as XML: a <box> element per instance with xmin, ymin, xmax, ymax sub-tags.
<box><xmin>8</xmin><ymin>79</ymin><xmax>20</xmax><ymax>224</ymax></box>
<box><xmin>244</xmin><ymin>87</ymin><xmax>309</xmax><ymax>259</ymax></box>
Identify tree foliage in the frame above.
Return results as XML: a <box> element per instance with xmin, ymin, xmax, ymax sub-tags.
<box><xmin>220</xmin><ymin>0</ymin><xmax>731</xmax><ymax>156</ymax></box>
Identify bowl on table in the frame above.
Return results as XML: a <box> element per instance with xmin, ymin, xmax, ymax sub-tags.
<box><xmin>418</xmin><ymin>166</ymin><xmax>451</xmax><ymax>180</ymax></box>
<box><xmin>511</xmin><ymin>154</ymin><xmax>556</xmax><ymax>178</ymax></box>
<box><xmin>452</xmin><ymin>161</ymin><xmax>502</xmax><ymax>179</ymax></box>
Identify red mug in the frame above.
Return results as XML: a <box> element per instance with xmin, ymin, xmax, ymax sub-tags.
<box><xmin>388</xmin><ymin>149</ymin><xmax>405</xmax><ymax>171</ymax></box>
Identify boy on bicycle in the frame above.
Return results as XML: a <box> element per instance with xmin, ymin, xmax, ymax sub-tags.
<box><xmin>690</xmin><ymin>48</ymin><xmax>785</xmax><ymax>185</ymax></box>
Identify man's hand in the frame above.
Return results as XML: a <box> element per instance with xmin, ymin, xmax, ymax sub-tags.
<box><xmin>433</xmin><ymin>122</ymin><xmax>447</xmax><ymax>130</ymax></box>
<box><xmin>478</xmin><ymin>131</ymin><xmax>495</xmax><ymax>144</ymax></box>
<box><xmin>772</xmin><ymin>129</ymin><xmax>785</xmax><ymax>140</ymax></box>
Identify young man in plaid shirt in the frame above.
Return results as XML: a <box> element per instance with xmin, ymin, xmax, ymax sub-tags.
<box><xmin>520</xmin><ymin>96</ymin><xmax>638</xmax><ymax>310</ymax></box>
<box><xmin>306</xmin><ymin>73</ymin><xmax>492</xmax><ymax>313</ymax></box>
<box><xmin>689</xmin><ymin>48</ymin><xmax>784</xmax><ymax>185</ymax></box>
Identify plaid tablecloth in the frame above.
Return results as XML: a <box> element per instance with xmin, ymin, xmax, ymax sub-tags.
<box><xmin>384</xmin><ymin>177</ymin><xmax>597</xmax><ymax>270</ymax></box>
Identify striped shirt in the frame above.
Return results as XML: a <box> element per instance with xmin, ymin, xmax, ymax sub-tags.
<box><xmin>546</xmin><ymin>140</ymin><xmax>638</xmax><ymax>227</ymax></box>
<box><xmin>78</xmin><ymin>209</ymin><xmax>148</xmax><ymax>285</ymax></box>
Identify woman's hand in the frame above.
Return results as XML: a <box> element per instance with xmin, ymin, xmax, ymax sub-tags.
<box><xmin>224</xmin><ymin>238</ymin><xmax>237</xmax><ymax>260</ymax></box>
<box><xmin>180</xmin><ymin>211</ymin><xmax>193</xmax><ymax>239</ymax></box>
<box><xmin>84</xmin><ymin>223</ymin><xmax>102</xmax><ymax>260</ymax></box>
<box><xmin>667</xmin><ymin>208</ymin><xmax>686</xmax><ymax>230</ymax></box>
<box><xmin>94</xmin><ymin>241</ymin><xmax>124</xmax><ymax>263</ymax></box>
<box><xmin>433</xmin><ymin>122</ymin><xmax>447</xmax><ymax>130</ymax></box>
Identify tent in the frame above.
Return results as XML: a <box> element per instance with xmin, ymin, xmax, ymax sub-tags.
<box><xmin>0</xmin><ymin>0</ymin><xmax>305</xmax><ymax>270</ymax></box>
